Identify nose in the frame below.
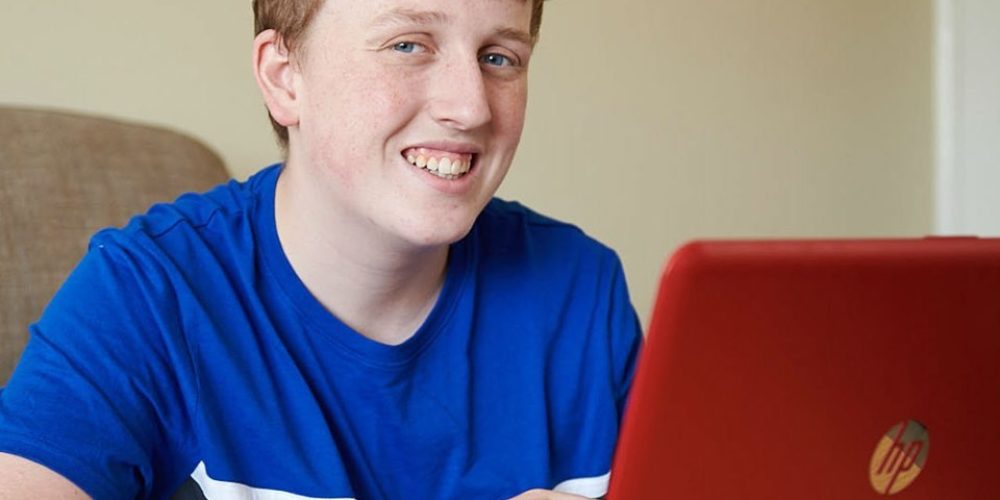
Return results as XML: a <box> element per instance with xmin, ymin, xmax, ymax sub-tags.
<box><xmin>427</xmin><ymin>55</ymin><xmax>493</xmax><ymax>131</ymax></box>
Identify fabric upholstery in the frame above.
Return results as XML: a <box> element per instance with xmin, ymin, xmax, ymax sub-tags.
<box><xmin>0</xmin><ymin>106</ymin><xmax>229</xmax><ymax>383</ymax></box>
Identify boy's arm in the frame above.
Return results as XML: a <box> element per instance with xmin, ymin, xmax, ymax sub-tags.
<box><xmin>0</xmin><ymin>453</ymin><xmax>88</xmax><ymax>499</ymax></box>
<box><xmin>0</xmin><ymin>237</ymin><xmax>197</xmax><ymax>497</ymax></box>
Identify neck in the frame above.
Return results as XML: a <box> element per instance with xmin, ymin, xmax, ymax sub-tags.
<box><xmin>274</xmin><ymin>164</ymin><xmax>449</xmax><ymax>345</ymax></box>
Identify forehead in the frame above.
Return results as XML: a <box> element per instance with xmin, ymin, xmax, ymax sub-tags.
<box><xmin>314</xmin><ymin>0</ymin><xmax>533</xmax><ymax>32</ymax></box>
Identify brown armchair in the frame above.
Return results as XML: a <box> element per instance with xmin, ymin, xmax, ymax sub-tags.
<box><xmin>0</xmin><ymin>106</ymin><xmax>230</xmax><ymax>383</ymax></box>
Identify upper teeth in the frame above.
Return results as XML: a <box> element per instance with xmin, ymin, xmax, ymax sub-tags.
<box><xmin>405</xmin><ymin>148</ymin><xmax>473</xmax><ymax>178</ymax></box>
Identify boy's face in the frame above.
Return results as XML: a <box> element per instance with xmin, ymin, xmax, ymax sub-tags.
<box><xmin>287</xmin><ymin>0</ymin><xmax>534</xmax><ymax>248</ymax></box>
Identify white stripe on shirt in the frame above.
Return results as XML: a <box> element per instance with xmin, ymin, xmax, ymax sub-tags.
<box><xmin>553</xmin><ymin>471</ymin><xmax>611</xmax><ymax>498</ymax></box>
<box><xmin>190</xmin><ymin>462</ymin><xmax>356</xmax><ymax>500</ymax></box>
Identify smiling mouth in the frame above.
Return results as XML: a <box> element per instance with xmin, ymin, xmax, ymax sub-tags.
<box><xmin>402</xmin><ymin>147</ymin><xmax>475</xmax><ymax>180</ymax></box>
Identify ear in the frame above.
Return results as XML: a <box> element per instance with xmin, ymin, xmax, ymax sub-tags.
<box><xmin>253</xmin><ymin>29</ymin><xmax>300</xmax><ymax>128</ymax></box>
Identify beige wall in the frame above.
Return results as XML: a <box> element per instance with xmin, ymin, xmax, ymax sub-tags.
<box><xmin>2</xmin><ymin>0</ymin><xmax>933</xmax><ymax>323</ymax></box>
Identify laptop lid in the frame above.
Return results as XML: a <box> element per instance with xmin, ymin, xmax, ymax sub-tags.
<box><xmin>608</xmin><ymin>238</ymin><xmax>1000</xmax><ymax>499</ymax></box>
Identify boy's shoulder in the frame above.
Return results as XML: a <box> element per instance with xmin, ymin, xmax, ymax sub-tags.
<box><xmin>474</xmin><ymin>198</ymin><xmax>619</xmax><ymax>271</ymax></box>
<box><xmin>91</xmin><ymin>165</ymin><xmax>279</xmax><ymax>248</ymax></box>
<box><xmin>480</xmin><ymin>197</ymin><xmax>581</xmax><ymax>228</ymax></box>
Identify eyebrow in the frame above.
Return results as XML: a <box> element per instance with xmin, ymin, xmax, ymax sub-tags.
<box><xmin>493</xmin><ymin>26</ymin><xmax>533</xmax><ymax>47</ymax></box>
<box><xmin>369</xmin><ymin>8</ymin><xmax>450</xmax><ymax>29</ymax></box>
<box><xmin>368</xmin><ymin>7</ymin><xmax>533</xmax><ymax>47</ymax></box>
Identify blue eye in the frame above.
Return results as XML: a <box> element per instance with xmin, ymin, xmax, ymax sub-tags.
<box><xmin>393</xmin><ymin>41</ymin><xmax>418</xmax><ymax>53</ymax></box>
<box><xmin>480</xmin><ymin>53</ymin><xmax>513</xmax><ymax>67</ymax></box>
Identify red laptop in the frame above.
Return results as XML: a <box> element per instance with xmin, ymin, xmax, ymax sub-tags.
<box><xmin>608</xmin><ymin>238</ymin><xmax>1000</xmax><ymax>499</ymax></box>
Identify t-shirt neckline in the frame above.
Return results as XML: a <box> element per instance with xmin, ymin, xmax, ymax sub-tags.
<box><xmin>252</xmin><ymin>164</ymin><xmax>472</xmax><ymax>368</ymax></box>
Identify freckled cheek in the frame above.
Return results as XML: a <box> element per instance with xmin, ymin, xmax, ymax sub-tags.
<box><xmin>493</xmin><ymin>84</ymin><xmax>529</xmax><ymax>140</ymax></box>
<box><xmin>313</xmin><ymin>64</ymin><xmax>418</xmax><ymax>119</ymax></box>
<box><xmin>308</xmin><ymin>76</ymin><xmax>424</xmax><ymax>182</ymax></box>
<box><xmin>363</xmin><ymin>75</ymin><xmax>426</xmax><ymax>129</ymax></box>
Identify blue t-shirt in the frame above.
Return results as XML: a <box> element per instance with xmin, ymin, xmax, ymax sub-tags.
<box><xmin>0</xmin><ymin>165</ymin><xmax>642</xmax><ymax>499</ymax></box>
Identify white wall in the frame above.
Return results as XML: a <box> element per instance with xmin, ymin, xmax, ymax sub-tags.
<box><xmin>935</xmin><ymin>0</ymin><xmax>1000</xmax><ymax>235</ymax></box>
<box><xmin>2</xmin><ymin>1</ymin><xmax>935</xmax><ymax>323</ymax></box>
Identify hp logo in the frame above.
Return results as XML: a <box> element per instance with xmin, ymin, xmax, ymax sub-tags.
<box><xmin>868</xmin><ymin>420</ymin><xmax>930</xmax><ymax>495</ymax></box>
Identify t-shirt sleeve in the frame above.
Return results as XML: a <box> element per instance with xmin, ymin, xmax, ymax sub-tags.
<box><xmin>544</xmin><ymin>245</ymin><xmax>644</xmax><ymax>494</ymax></box>
<box><xmin>604</xmin><ymin>251</ymin><xmax>644</xmax><ymax>421</ymax></box>
<box><xmin>0</xmin><ymin>235</ymin><xmax>198</xmax><ymax>498</ymax></box>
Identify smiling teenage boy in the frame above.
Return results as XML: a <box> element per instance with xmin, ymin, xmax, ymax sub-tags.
<box><xmin>0</xmin><ymin>0</ymin><xmax>642</xmax><ymax>498</ymax></box>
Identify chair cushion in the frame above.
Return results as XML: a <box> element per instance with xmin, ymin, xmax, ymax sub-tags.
<box><xmin>0</xmin><ymin>106</ymin><xmax>230</xmax><ymax>383</ymax></box>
